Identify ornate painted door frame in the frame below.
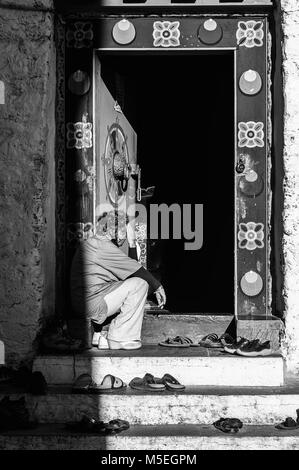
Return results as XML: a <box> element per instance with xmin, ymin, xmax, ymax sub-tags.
<box><xmin>56</xmin><ymin>14</ymin><xmax>270</xmax><ymax>320</ymax></box>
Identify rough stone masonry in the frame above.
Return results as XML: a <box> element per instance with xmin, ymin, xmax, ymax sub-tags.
<box><xmin>0</xmin><ymin>0</ymin><xmax>56</xmax><ymax>366</ymax></box>
<box><xmin>281</xmin><ymin>0</ymin><xmax>299</xmax><ymax>372</ymax></box>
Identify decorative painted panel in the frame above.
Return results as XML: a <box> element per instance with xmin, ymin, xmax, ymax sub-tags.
<box><xmin>235</xmin><ymin>17</ymin><xmax>268</xmax><ymax>318</ymax></box>
<box><xmin>93</xmin><ymin>61</ymin><xmax>137</xmax><ymax>225</ymax></box>
<box><xmin>64</xmin><ymin>21</ymin><xmax>95</xmax><ymax>318</ymax></box>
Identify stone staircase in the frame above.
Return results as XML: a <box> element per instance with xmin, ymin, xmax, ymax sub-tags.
<box><xmin>1</xmin><ymin>313</ymin><xmax>296</xmax><ymax>450</ymax></box>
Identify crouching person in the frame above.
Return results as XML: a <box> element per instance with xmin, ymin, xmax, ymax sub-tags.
<box><xmin>70</xmin><ymin>211</ymin><xmax>166</xmax><ymax>350</ymax></box>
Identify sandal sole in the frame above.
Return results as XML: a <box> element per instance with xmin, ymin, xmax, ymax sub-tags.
<box><xmin>129</xmin><ymin>384</ymin><xmax>166</xmax><ymax>392</ymax></box>
<box><xmin>236</xmin><ymin>350</ymin><xmax>272</xmax><ymax>357</ymax></box>
<box><xmin>88</xmin><ymin>386</ymin><xmax>127</xmax><ymax>393</ymax></box>
<box><xmin>164</xmin><ymin>384</ymin><xmax>185</xmax><ymax>391</ymax></box>
<box><xmin>276</xmin><ymin>424</ymin><xmax>299</xmax><ymax>430</ymax></box>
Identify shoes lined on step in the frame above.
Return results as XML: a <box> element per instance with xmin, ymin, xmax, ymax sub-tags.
<box><xmin>213</xmin><ymin>417</ymin><xmax>243</xmax><ymax>434</ymax></box>
<box><xmin>159</xmin><ymin>336</ymin><xmax>193</xmax><ymax>348</ymax></box>
<box><xmin>276</xmin><ymin>409</ymin><xmax>299</xmax><ymax>430</ymax></box>
<box><xmin>193</xmin><ymin>333</ymin><xmax>234</xmax><ymax>349</ymax></box>
<box><xmin>66</xmin><ymin>415</ymin><xmax>130</xmax><ymax>434</ymax></box>
<box><xmin>0</xmin><ymin>396</ymin><xmax>37</xmax><ymax>431</ymax></box>
<box><xmin>41</xmin><ymin>324</ymin><xmax>84</xmax><ymax>353</ymax></box>
<box><xmin>12</xmin><ymin>366</ymin><xmax>48</xmax><ymax>395</ymax></box>
<box><xmin>72</xmin><ymin>373</ymin><xmax>126</xmax><ymax>394</ymax></box>
<box><xmin>159</xmin><ymin>333</ymin><xmax>234</xmax><ymax>349</ymax></box>
<box><xmin>223</xmin><ymin>337</ymin><xmax>250</xmax><ymax>354</ymax></box>
<box><xmin>223</xmin><ymin>337</ymin><xmax>272</xmax><ymax>356</ymax></box>
<box><xmin>0</xmin><ymin>366</ymin><xmax>15</xmax><ymax>384</ymax></box>
<box><xmin>237</xmin><ymin>339</ymin><xmax>271</xmax><ymax>357</ymax></box>
<box><xmin>129</xmin><ymin>373</ymin><xmax>185</xmax><ymax>392</ymax></box>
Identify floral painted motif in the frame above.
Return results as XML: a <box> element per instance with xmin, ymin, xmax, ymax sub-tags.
<box><xmin>238</xmin><ymin>222</ymin><xmax>264</xmax><ymax>250</ymax></box>
<box><xmin>67</xmin><ymin>122</ymin><xmax>92</xmax><ymax>149</ymax></box>
<box><xmin>74</xmin><ymin>167</ymin><xmax>94</xmax><ymax>191</ymax></box>
<box><xmin>238</xmin><ymin>122</ymin><xmax>264</xmax><ymax>148</ymax></box>
<box><xmin>236</xmin><ymin>21</ymin><xmax>264</xmax><ymax>48</ymax></box>
<box><xmin>74</xmin><ymin>169</ymin><xmax>86</xmax><ymax>183</ymax></box>
<box><xmin>135</xmin><ymin>222</ymin><xmax>147</xmax><ymax>267</ymax></box>
<box><xmin>153</xmin><ymin>21</ymin><xmax>180</xmax><ymax>48</ymax></box>
<box><xmin>67</xmin><ymin>222</ymin><xmax>94</xmax><ymax>242</ymax></box>
<box><xmin>66</xmin><ymin>22</ymin><xmax>94</xmax><ymax>48</ymax></box>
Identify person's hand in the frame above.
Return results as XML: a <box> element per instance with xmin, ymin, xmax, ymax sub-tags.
<box><xmin>155</xmin><ymin>285</ymin><xmax>166</xmax><ymax>309</ymax></box>
<box><xmin>126</xmin><ymin>222</ymin><xmax>136</xmax><ymax>248</ymax></box>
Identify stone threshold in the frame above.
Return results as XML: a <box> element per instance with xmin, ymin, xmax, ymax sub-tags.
<box><xmin>0</xmin><ymin>424</ymin><xmax>298</xmax><ymax>450</ymax></box>
<box><xmin>37</xmin><ymin>344</ymin><xmax>282</xmax><ymax>358</ymax></box>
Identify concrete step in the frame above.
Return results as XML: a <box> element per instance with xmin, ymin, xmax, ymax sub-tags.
<box><xmin>33</xmin><ymin>346</ymin><xmax>284</xmax><ymax>387</ymax></box>
<box><xmin>68</xmin><ymin>314</ymin><xmax>234</xmax><ymax>346</ymax></box>
<box><xmin>68</xmin><ymin>314</ymin><xmax>283</xmax><ymax>351</ymax></box>
<box><xmin>1</xmin><ymin>384</ymin><xmax>299</xmax><ymax>426</ymax></box>
<box><xmin>0</xmin><ymin>424</ymin><xmax>298</xmax><ymax>450</ymax></box>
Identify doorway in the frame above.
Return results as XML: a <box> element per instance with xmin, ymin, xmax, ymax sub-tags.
<box><xmin>98</xmin><ymin>52</ymin><xmax>235</xmax><ymax>314</ymax></box>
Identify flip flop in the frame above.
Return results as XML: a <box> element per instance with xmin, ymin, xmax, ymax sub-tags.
<box><xmin>129</xmin><ymin>373</ymin><xmax>166</xmax><ymax>391</ymax></box>
<box><xmin>157</xmin><ymin>374</ymin><xmax>185</xmax><ymax>391</ymax></box>
<box><xmin>89</xmin><ymin>374</ymin><xmax>127</xmax><ymax>393</ymax></box>
<box><xmin>72</xmin><ymin>373</ymin><xmax>94</xmax><ymax>393</ymax></box>
<box><xmin>213</xmin><ymin>417</ymin><xmax>243</xmax><ymax>433</ymax></box>
<box><xmin>219</xmin><ymin>333</ymin><xmax>235</xmax><ymax>347</ymax></box>
<box><xmin>65</xmin><ymin>416</ymin><xmax>107</xmax><ymax>434</ymax></box>
<box><xmin>72</xmin><ymin>373</ymin><xmax>126</xmax><ymax>393</ymax></box>
<box><xmin>192</xmin><ymin>333</ymin><xmax>223</xmax><ymax>348</ymax></box>
<box><xmin>106</xmin><ymin>419</ymin><xmax>130</xmax><ymax>434</ymax></box>
<box><xmin>159</xmin><ymin>336</ymin><xmax>193</xmax><ymax>348</ymax></box>
<box><xmin>66</xmin><ymin>416</ymin><xmax>130</xmax><ymax>434</ymax></box>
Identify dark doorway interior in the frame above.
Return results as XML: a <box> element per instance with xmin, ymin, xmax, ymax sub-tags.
<box><xmin>100</xmin><ymin>53</ymin><xmax>234</xmax><ymax>314</ymax></box>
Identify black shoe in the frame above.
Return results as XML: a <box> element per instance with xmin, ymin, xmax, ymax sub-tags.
<box><xmin>0</xmin><ymin>366</ymin><xmax>15</xmax><ymax>384</ymax></box>
<box><xmin>0</xmin><ymin>396</ymin><xmax>37</xmax><ymax>431</ymax></box>
<box><xmin>13</xmin><ymin>366</ymin><xmax>47</xmax><ymax>395</ymax></box>
<box><xmin>213</xmin><ymin>417</ymin><xmax>243</xmax><ymax>433</ymax></box>
<box><xmin>237</xmin><ymin>339</ymin><xmax>271</xmax><ymax>357</ymax></box>
<box><xmin>28</xmin><ymin>371</ymin><xmax>47</xmax><ymax>395</ymax></box>
<box><xmin>223</xmin><ymin>337</ymin><xmax>250</xmax><ymax>354</ymax></box>
<box><xmin>13</xmin><ymin>365</ymin><xmax>32</xmax><ymax>387</ymax></box>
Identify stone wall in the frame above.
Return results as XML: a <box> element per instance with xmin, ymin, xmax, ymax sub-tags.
<box><xmin>281</xmin><ymin>0</ymin><xmax>299</xmax><ymax>372</ymax></box>
<box><xmin>0</xmin><ymin>0</ymin><xmax>56</xmax><ymax>366</ymax></box>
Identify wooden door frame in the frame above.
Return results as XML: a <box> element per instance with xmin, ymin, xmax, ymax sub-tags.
<box><xmin>56</xmin><ymin>14</ymin><xmax>270</xmax><ymax>323</ymax></box>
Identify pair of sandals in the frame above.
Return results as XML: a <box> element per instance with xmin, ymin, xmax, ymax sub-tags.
<box><xmin>41</xmin><ymin>329</ymin><xmax>83</xmax><ymax>353</ymax></box>
<box><xmin>72</xmin><ymin>373</ymin><xmax>126</xmax><ymax>393</ymax></box>
<box><xmin>213</xmin><ymin>417</ymin><xmax>243</xmax><ymax>434</ymax></box>
<box><xmin>66</xmin><ymin>415</ymin><xmax>129</xmax><ymax>434</ymax></box>
<box><xmin>276</xmin><ymin>409</ymin><xmax>299</xmax><ymax>430</ymax></box>
<box><xmin>129</xmin><ymin>373</ymin><xmax>185</xmax><ymax>392</ymax></box>
<box><xmin>159</xmin><ymin>334</ymin><xmax>233</xmax><ymax>348</ymax></box>
<box><xmin>214</xmin><ymin>411</ymin><xmax>299</xmax><ymax>433</ymax></box>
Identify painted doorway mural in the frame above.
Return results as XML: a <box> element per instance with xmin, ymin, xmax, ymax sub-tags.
<box><xmin>57</xmin><ymin>14</ymin><xmax>269</xmax><ymax>320</ymax></box>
